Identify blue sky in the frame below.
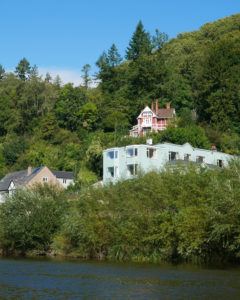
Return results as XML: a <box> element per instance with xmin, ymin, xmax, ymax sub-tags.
<box><xmin>1</xmin><ymin>0</ymin><xmax>239</xmax><ymax>84</ymax></box>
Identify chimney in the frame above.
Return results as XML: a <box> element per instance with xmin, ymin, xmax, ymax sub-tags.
<box><xmin>151</xmin><ymin>101</ymin><xmax>154</xmax><ymax>112</ymax></box>
<box><xmin>166</xmin><ymin>102</ymin><xmax>171</xmax><ymax>109</ymax></box>
<box><xmin>146</xmin><ymin>138</ymin><xmax>153</xmax><ymax>145</ymax></box>
<box><xmin>155</xmin><ymin>100</ymin><xmax>158</xmax><ymax>112</ymax></box>
<box><xmin>211</xmin><ymin>144</ymin><xmax>217</xmax><ymax>152</ymax></box>
<box><xmin>27</xmin><ymin>166</ymin><xmax>32</xmax><ymax>176</ymax></box>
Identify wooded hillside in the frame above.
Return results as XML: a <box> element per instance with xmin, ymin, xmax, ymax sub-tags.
<box><xmin>0</xmin><ymin>13</ymin><xmax>239</xmax><ymax>182</ymax></box>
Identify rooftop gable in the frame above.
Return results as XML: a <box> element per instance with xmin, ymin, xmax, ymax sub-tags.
<box><xmin>137</xmin><ymin>106</ymin><xmax>156</xmax><ymax>119</ymax></box>
<box><xmin>0</xmin><ymin>167</ymin><xmax>44</xmax><ymax>192</ymax></box>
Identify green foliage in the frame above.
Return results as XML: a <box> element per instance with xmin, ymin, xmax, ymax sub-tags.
<box><xmin>81</xmin><ymin>64</ymin><xmax>91</xmax><ymax>88</ymax></box>
<box><xmin>15</xmin><ymin>58</ymin><xmax>31</xmax><ymax>81</ymax></box>
<box><xmin>0</xmin><ymin>14</ymin><xmax>239</xmax><ymax>189</ymax></box>
<box><xmin>0</xmin><ymin>65</ymin><xmax>5</xmax><ymax>80</ymax></box>
<box><xmin>0</xmin><ymin>186</ymin><xmax>68</xmax><ymax>254</ymax></box>
<box><xmin>3</xmin><ymin>135</ymin><xmax>26</xmax><ymax>165</ymax></box>
<box><xmin>150</xmin><ymin>125</ymin><xmax>210</xmax><ymax>149</ymax></box>
<box><xmin>126</xmin><ymin>21</ymin><xmax>152</xmax><ymax>60</ymax></box>
<box><xmin>107</xmin><ymin>44</ymin><xmax>122</xmax><ymax>67</ymax></box>
<box><xmin>196</xmin><ymin>33</ymin><xmax>240</xmax><ymax>131</ymax></box>
<box><xmin>77</xmin><ymin>166</ymin><xmax>98</xmax><ymax>188</ymax></box>
<box><xmin>0</xmin><ymin>163</ymin><xmax>240</xmax><ymax>263</ymax></box>
<box><xmin>55</xmin><ymin>84</ymin><xmax>87</xmax><ymax>131</ymax></box>
<box><xmin>50</xmin><ymin>162</ymin><xmax>240</xmax><ymax>263</ymax></box>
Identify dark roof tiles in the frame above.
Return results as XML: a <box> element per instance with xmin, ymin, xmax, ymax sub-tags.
<box><xmin>156</xmin><ymin>108</ymin><xmax>175</xmax><ymax>119</ymax></box>
<box><xmin>0</xmin><ymin>167</ymin><xmax>43</xmax><ymax>192</ymax></box>
<box><xmin>52</xmin><ymin>170</ymin><xmax>74</xmax><ymax>180</ymax></box>
<box><xmin>0</xmin><ymin>167</ymin><xmax>74</xmax><ymax>192</ymax></box>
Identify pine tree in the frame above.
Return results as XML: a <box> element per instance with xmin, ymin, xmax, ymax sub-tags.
<box><xmin>29</xmin><ymin>64</ymin><xmax>39</xmax><ymax>79</ymax></box>
<box><xmin>107</xmin><ymin>44</ymin><xmax>122</xmax><ymax>67</ymax></box>
<box><xmin>45</xmin><ymin>72</ymin><xmax>52</xmax><ymax>83</ymax></box>
<box><xmin>15</xmin><ymin>58</ymin><xmax>31</xmax><ymax>81</ymax></box>
<box><xmin>53</xmin><ymin>75</ymin><xmax>62</xmax><ymax>87</ymax></box>
<box><xmin>81</xmin><ymin>64</ymin><xmax>91</xmax><ymax>88</ymax></box>
<box><xmin>126</xmin><ymin>21</ymin><xmax>152</xmax><ymax>60</ymax></box>
<box><xmin>96</xmin><ymin>51</ymin><xmax>109</xmax><ymax>71</ymax></box>
<box><xmin>152</xmin><ymin>29</ymin><xmax>168</xmax><ymax>52</ymax></box>
<box><xmin>0</xmin><ymin>64</ymin><xmax>5</xmax><ymax>80</ymax></box>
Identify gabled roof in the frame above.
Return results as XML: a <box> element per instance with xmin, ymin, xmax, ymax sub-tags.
<box><xmin>155</xmin><ymin>108</ymin><xmax>175</xmax><ymax>119</ymax></box>
<box><xmin>137</xmin><ymin>106</ymin><xmax>156</xmax><ymax>119</ymax></box>
<box><xmin>52</xmin><ymin>170</ymin><xmax>74</xmax><ymax>180</ymax></box>
<box><xmin>137</xmin><ymin>105</ymin><xmax>175</xmax><ymax>119</ymax></box>
<box><xmin>0</xmin><ymin>167</ymin><xmax>44</xmax><ymax>192</ymax></box>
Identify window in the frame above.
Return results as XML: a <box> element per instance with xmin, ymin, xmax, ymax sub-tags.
<box><xmin>217</xmin><ymin>159</ymin><xmax>224</xmax><ymax>168</ymax></box>
<box><xmin>147</xmin><ymin>148</ymin><xmax>156</xmax><ymax>158</ymax></box>
<box><xmin>107</xmin><ymin>150</ymin><xmax>118</xmax><ymax>159</ymax></box>
<box><xmin>63</xmin><ymin>179</ymin><xmax>67</xmax><ymax>184</ymax></box>
<box><xmin>142</xmin><ymin>112</ymin><xmax>152</xmax><ymax>117</ymax></box>
<box><xmin>196</xmin><ymin>156</ymin><xmax>204</xmax><ymax>163</ymax></box>
<box><xmin>108</xmin><ymin>167</ymin><xmax>114</xmax><ymax>178</ymax></box>
<box><xmin>43</xmin><ymin>177</ymin><xmax>48</xmax><ymax>182</ymax></box>
<box><xmin>169</xmin><ymin>152</ymin><xmax>178</xmax><ymax>161</ymax></box>
<box><xmin>127</xmin><ymin>148</ymin><xmax>138</xmax><ymax>157</ymax></box>
<box><xmin>127</xmin><ymin>164</ymin><xmax>138</xmax><ymax>176</ymax></box>
<box><xmin>184</xmin><ymin>154</ymin><xmax>191</xmax><ymax>161</ymax></box>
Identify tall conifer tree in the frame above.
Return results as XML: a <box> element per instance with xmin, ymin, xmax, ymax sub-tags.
<box><xmin>126</xmin><ymin>21</ymin><xmax>152</xmax><ymax>60</ymax></box>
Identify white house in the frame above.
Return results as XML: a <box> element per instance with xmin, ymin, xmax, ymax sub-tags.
<box><xmin>103</xmin><ymin>142</ymin><xmax>233</xmax><ymax>184</ymax></box>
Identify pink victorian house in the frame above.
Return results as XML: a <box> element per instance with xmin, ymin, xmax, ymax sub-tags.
<box><xmin>130</xmin><ymin>100</ymin><xmax>176</xmax><ymax>137</ymax></box>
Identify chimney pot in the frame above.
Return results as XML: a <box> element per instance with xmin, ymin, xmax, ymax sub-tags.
<box><xmin>151</xmin><ymin>101</ymin><xmax>154</xmax><ymax>112</ymax></box>
<box><xmin>146</xmin><ymin>138</ymin><xmax>153</xmax><ymax>145</ymax></box>
<box><xmin>166</xmin><ymin>102</ymin><xmax>171</xmax><ymax>109</ymax></box>
<box><xmin>155</xmin><ymin>100</ymin><xmax>159</xmax><ymax>113</ymax></box>
<box><xmin>211</xmin><ymin>144</ymin><xmax>217</xmax><ymax>151</ymax></box>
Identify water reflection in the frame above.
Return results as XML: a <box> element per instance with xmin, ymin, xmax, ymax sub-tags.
<box><xmin>0</xmin><ymin>258</ymin><xmax>240</xmax><ymax>299</ymax></box>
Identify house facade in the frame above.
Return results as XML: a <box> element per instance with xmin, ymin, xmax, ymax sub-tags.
<box><xmin>103</xmin><ymin>142</ymin><xmax>233</xmax><ymax>184</ymax></box>
<box><xmin>0</xmin><ymin>166</ymin><xmax>74</xmax><ymax>203</ymax></box>
<box><xmin>129</xmin><ymin>101</ymin><xmax>176</xmax><ymax>137</ymax></box>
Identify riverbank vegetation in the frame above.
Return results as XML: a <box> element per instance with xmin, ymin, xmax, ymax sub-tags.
<box><xmin>1</xmin><ymin>162</ymin><xmax>240</xmax><ymax>263</ymax></box>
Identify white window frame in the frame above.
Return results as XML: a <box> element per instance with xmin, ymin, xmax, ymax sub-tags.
<box><xmin>169</xmin><ymin>151</ymin><xmax>178</xmax><ymax>161</ymax></box>
<box><xmin>126</xmin><ymin>147</ymin><xmax>138</xmax><ymax>157</ymax></box>
<box><xmin>147</xmin><ymin>147</ymin><xmax>157</xmax><ymax>159</ymax></box>
<box><xmin>217</xmin><ymin>159</ymin><xmax>224</xmax><ymax>168</ymax></box>
<box><xmin>127</xmin><ymin>164</ymin><xmax>138</xmax><ymax>176</ymax></box>
<box><xmin>108</xmin><ymin>167</ymin><xmax>114</xmax><ymax>178</ymax></box>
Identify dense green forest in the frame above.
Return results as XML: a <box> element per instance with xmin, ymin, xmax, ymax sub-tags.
<box><xmin>0</xmin><ymin>13</ymin><xmax>239</xmax><ymax>182</ymax></box>
<box><xmin>1</xmin><ymin>162</ymin><xmax>240</xmax><ymax>263</ymax></box>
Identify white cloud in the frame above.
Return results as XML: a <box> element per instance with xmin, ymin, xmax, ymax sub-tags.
<box><xmin>7</xmin><ymin>66</ymin><xmax>99</xmax><ymax>87</ymax></box>
<box><xmin>38</xmin><ymin>67</ymin><xmax>83</xmax><ymax>86</ymax></box>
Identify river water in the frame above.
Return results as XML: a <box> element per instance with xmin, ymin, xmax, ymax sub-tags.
<box><xmin>0</xmin><ymin>258</ymin><xmax>240</xmax><ymax>299</ymax></box>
